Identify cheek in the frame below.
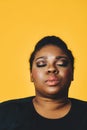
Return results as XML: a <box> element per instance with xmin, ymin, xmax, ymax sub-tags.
<box><xmin>32</xmin><ymin>69</ymin><xmax>38</xmax><ymax>78</ymax></box>
<box><xmin>60</xmin><ymin>69</ymin><xmax>73</xmax><ymax>81</ymax></box>
<box><xmin>59</xmin><ymin>69</ymin><xmax>73</xmax><ymax>88</ymax></box>
<box><xmin>32</xmin><ymin>69</ymin><xmax>44</xmax><ymax>81</ymax></box>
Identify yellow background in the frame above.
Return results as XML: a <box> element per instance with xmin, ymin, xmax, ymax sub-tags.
<box><xmin>0</xmin><ymin>0</ymin><xmax>87</xmax><ymax>102</ymax></box>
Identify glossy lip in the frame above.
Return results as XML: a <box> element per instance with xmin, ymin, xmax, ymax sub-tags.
<box><xmin>45</xmin><ymin>76</ymin><xmax>60</xmax><ymax>86</ymax></box>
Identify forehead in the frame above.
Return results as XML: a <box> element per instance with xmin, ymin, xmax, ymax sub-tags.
<box><xmin>34</xmin><ymin>45</ymin><xmax>67</xmax><ymax>59</ymax></box>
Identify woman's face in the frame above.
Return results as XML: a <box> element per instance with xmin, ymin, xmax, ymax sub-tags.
<box><xmin>30</xmin><ymin>45</ymin><xmax>73</xmax><ymax>98</ymax></box>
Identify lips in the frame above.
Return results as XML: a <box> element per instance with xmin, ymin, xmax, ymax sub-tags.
<box><xmin>45</xmin><ymin>76</ymin><xmax>60</xmax><ymax>86</ymax></box>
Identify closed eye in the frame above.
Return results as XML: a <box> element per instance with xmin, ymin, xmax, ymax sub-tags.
<box><xmin>56</xmin><ymin>60</ymin><xmax>69</xmax><ymax>67</ymax></box>
<box><xmin>36</xmin><ymin>61</ymin><xmax>47</xmax><ymax>67</ymax></box>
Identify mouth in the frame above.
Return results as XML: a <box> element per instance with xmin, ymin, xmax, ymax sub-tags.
<box><xmin>45</xmin><ymin>76</ymin><xmax>60</xmax><ymax>86</ymax></box>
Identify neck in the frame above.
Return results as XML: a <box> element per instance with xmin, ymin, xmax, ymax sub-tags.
<box><xmin>33</xmin><ymin>95</ymin><xmax>70</xmax><ymax>110</ymax></box>
<box><xmin>33</xmin><ymin>96</ymin><xmax>71</xmax><ymax>119</ymax></box>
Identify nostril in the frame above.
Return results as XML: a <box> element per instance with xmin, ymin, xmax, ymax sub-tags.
<box><xmin>53</xmin><ymin>70</ymin><xmax>58</xmax><ymax>74</ymax></box>
<box><xmin>48</xmin><ymin>70</ymin><xmax>51</xmax><ymax>73</ymax></box>
<box><xmin>48</xmin><ymin>69</ymin><xmax>58</xmax><ymax>74</ymax></box>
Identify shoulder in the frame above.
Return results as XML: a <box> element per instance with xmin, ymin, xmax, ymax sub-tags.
<box><xmin>0</xmin><ymin>96</ymin><xmax>34</xmax><ymax>109</ymax></box>
<box><xmin>0</xmin><ymin>96</ymin><xmax>35</xmax><ymax>128</ymax></box>
<box><xmin>70</xmin><ymin>98</ymin><xmax>87</xmax><ymax>106</ymax></box>
<box><xmin>70</xmin><ymin>98</ymin><xmax>87</xmax><ymax>112</ymax></box>
<box><xmin>1</xmin><ymin>96</ymin><xmax>34</xmax><ymax>103</ymax></box>
<box><xmin>0</xmin><ymin>96</ymin><xmax>35</xmax><ymax>113</ymax></box>
<box><xmin>70</xmin><ymin>98</ymin><xmax>87</xmax><ymax>129</ymax></box>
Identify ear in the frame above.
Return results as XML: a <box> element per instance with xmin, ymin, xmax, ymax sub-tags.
<box><xmin>30</xmin><ymin>72</ymin><xmax>34</xmax><ymax>82</ymax></box>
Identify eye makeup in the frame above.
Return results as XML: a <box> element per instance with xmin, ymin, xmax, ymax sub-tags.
<box><xmin>56</xmin><ymin>56</ymin><xmax>70</xmax><ymax>67</ymax></box>
<box><xmin>56</xmin><ymin>59</ymin><xmax>69</xmax><ymax>67</ymax></box>
<box><xmin>35</xmin><ymin>56</ymin><xmax>70</xmax><ymax>68</ymax></box>
<box><xmin>36</xmin><ymin>59</ymin><xmax>47</xmax><ymax>67</ymax></box>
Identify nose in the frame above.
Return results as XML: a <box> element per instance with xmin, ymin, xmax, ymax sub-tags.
<box><xmin>47</xmin><ymin>65</ymin><xmax>58</xmax><ymax>74</ymax></box>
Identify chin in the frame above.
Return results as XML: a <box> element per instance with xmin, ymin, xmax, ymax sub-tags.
<box><xmin>44</xmin><ymin>89</ymin><xmax>67</xmax><ymax>99</ymax></box>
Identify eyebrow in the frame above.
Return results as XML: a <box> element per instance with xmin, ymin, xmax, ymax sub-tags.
<box><xmin>35</xmin><ymin>56</ymin><xmax>46</xmax><ymax>61</ymax></box>
<box><xmin>56</xmin><ymin>56</ymin><xmax>69</xmax><ymax>59</ymax></box>
<box><xmin>35</xmin><ymin>55</ymin><xmax>69</xmax><ymax>61</ymax></box>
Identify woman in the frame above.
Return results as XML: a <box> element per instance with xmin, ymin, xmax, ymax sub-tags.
<box><xmin>0</xmin><ymin>36</ymin><xmax>87</xmax><ymax>130</ymax></box>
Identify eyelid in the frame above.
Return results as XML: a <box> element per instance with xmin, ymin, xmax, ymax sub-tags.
<box><xmin>36</xmin><ymin>59</ymin><xmax>47</xmax><ymax>67</ymax></box>
<box><xmin>56</xmin><ymin>59</ymin><xmax>69</xmax><ymax>67</ymax></box>
<box><xmin>36</xmin><ymin>62</ymin><xmax>46</xmax><ymax>68</ymax></box>
<box><xmin>35</xmin><ymin>56</ymin><xmax>70</xmax><ymax>67</ymax></box>
<box><xmin>36</xmin><ymin>59</ymin><xmax>46</xmax><ymax>63</ymax></box>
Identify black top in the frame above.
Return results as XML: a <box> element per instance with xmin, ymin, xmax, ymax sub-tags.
<box><xmin>0</xmin><ymin>96</ymin><xmax>87</xmax><ymax>130</ymax></box>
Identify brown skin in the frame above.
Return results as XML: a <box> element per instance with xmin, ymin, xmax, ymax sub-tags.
<box><xmin>30</xmin><ymin>45</ymin><xmax>73</xmax><ymax>119</ymax></box>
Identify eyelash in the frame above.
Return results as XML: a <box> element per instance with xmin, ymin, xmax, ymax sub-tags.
<box><xmin>36</xmin><ymin>60</ymin><xmax>69</xmax><ymax>68</ymax></box>
<box><xmin>36</xmin><ymin>64</ymin><xmax>46</xmax><ymax>67</ymax></box>
<box><xmin>57</xmin><ymin>60</ymin><xmax>69</xmax><ymax>67</ymax></box>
